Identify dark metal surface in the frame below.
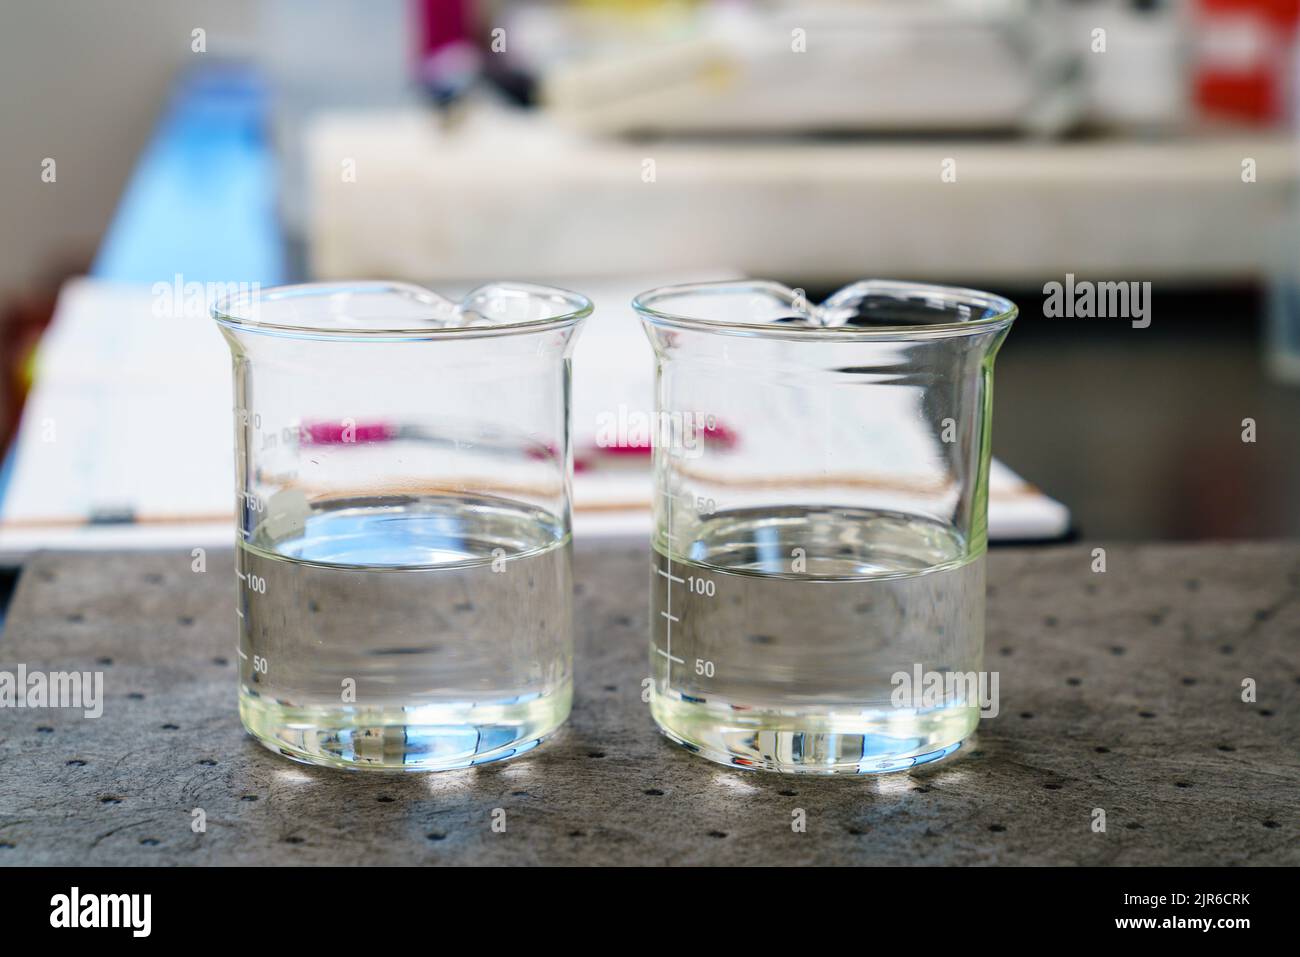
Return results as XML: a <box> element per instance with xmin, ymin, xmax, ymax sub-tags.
<box><xmin>0</xmin><ymin>541</ymin><xmax>1296</xmax><ymax>865</ymax></box>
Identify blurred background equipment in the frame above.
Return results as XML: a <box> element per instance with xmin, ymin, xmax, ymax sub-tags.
<box><xmin>536</xmin><ymin>0</ymin><xmax>1086</xmax><ymax>135</ymax></box>
<box><xmin>1192</xmin><ymin>0</ymin><xmax>1300</xmax><ymax>124</ymax></box>
<box><xmin>0</xmin><ymin>0</ymin><xmax>1298</xmax><ymax>553</ymax></box>
<box><xmin>306</xmin><ymin>111</ymin><xmax>1291</xmax><ymax>283</ymax></box>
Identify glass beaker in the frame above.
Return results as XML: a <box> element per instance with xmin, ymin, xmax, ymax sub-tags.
<box><xmin>635</xmin><ymin>280</ymin><xmax>1016</xmax><ymax>774</ymax></box>
<box><xmin>214</xmin><ymin>281</ymin><xmax>590</xmax><ymax>771</ymax></box>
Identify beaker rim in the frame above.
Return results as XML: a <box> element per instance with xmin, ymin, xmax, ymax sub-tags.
<box><xmin>212</xmin><ymin>280</ymin><xmax>593</xmax><ymax>340</ymax></box>
<box><xmin>633</xmin><ymin>279</ymin><xmax>1017</xmax><ymax>340</ymax></box>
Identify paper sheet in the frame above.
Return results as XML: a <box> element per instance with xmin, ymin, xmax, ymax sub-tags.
<box><xmin>0</xmin><ymin>277</ymin><xmax>1069</xmax><ymax>552</ymax></box>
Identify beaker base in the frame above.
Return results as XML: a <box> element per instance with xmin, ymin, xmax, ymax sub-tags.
<box><xmin>651</xmin><ymin>695</ymin><xmax>977</xmax><ymax>775</ymax></box>
<box><xmin>240</xmin><ymin>683</ymin><xmax>570</xmax><ymax>772</ymax></box>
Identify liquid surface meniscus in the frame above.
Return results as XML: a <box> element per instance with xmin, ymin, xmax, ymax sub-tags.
<box><xmin>237</xmin><ymin>493</ymin><xmax>572</xmax><ymax>771</ymax></box>
<box><xmin>650</xmin><ymin>506</ymin><xmax>984</xmax><ymax>773</ymax></box>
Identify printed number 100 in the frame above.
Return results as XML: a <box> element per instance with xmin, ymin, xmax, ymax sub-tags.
<box><xmin>687</xmin><ymin>576</ymin><xmax>715</xmax><ymax>597</ymax></box>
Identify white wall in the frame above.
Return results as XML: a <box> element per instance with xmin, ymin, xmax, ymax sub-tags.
<box><xmin>0</xmin><ymin>0</ymin><xmax>256</xmax><ymax>294</ymax></box>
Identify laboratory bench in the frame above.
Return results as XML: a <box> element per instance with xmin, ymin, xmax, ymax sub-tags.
<box><xmin>0</xmin><ymin>539</ymin><xmax>1295</xmax><ymax>866</ymax></box>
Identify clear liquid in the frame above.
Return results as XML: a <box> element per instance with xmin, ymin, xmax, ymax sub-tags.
<box><xmin>237</xmin><ymin>494</ymin><xmax>572</xmax><ymax>771</ymax></box>
<box><xmin>651</xmin><ymin>506</ymin><xmax>984</xmax><ymax>773</ymax></box>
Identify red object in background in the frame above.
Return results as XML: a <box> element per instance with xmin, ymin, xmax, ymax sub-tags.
<box><xmin>0</xmin><ymin>292</ymin><xmax>56</xmax><ymax>450</ymax></box>
<box><xmin>577</xmin><ymin>420</ymin><xmax>741</xmax><ymax>472</ymax></box>
<box><xmin>414</xmin><ymin>0</ymin><xmax>480</xmax><ymax>93</ymax></box>
<box><xmin>589</xmin><ymin>421</ymin><xmax>740</xmax><ymax>458</ymax></box>
<box><xmin>301</xmin><ymin>421</ymin><xmax>397</xmax><ymax>445</ymax></box>
<box><xmin>416</xmin><ymin>0</ymin><xmax>471</xmax><ymax>55</ymax></box>
<box><xmin>0</xmin><ymin>258</ymin><xmax>86</xmax><ymax>454</ymax></box>
<box><xmin>1194</xmin><ymin>0</ymin><xmax>1300</xmax><ymax>123</ymax></box>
